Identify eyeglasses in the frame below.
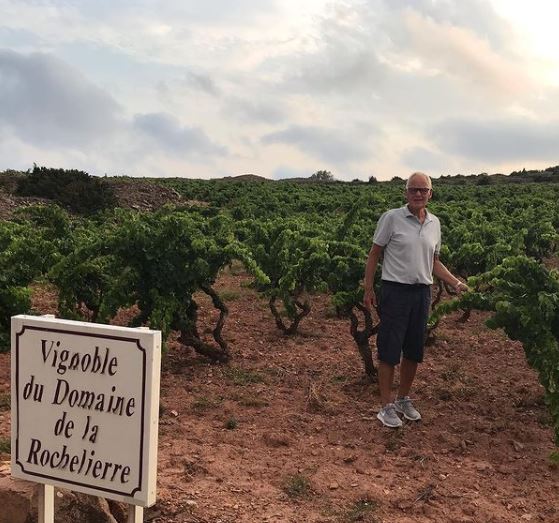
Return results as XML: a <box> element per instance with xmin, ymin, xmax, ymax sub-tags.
<box><xmin>407</xmin><ymin>187</ymin><xmax>431</xmax><ymax>195</ymax></box>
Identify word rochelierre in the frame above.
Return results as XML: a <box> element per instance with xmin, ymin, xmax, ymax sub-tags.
<box><xmin>26</xmin><ymin>440</ymin><xmax>131</xmax><ymax>484</ymax></box>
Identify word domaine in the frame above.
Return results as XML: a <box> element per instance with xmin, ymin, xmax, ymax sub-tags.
<box><xmin>52</xmin><ymin>379</ymin><xmax>135</xmax><ymax>417</ymax></box>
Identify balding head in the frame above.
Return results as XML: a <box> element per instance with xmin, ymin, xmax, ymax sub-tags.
<box><xmin>406</xmin><ymin>172</ymin><xmax>432</xmax><ymax>190</ymax></box>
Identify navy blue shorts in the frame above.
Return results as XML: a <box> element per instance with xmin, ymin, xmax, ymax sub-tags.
<box><xmin>376</xmin><ymin>280</ymin><xmax>431</xmax><ymax>366</ymax></box>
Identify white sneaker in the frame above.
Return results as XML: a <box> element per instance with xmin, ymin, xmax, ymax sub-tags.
<box><xmin>394</xmin><ymin>396</ymin><xmax>422</xmax><ymax>421</ymax></box>
<box><xmin>377</xmin><ymin>403</ymin><xmax>403</xmax><ymax>428</ymax></box>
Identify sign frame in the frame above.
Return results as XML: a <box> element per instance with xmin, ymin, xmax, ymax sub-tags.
<box><xmin>11</xmin><ymin>315</ymin><xmax>161</xmax><ymax>508</ymax></box>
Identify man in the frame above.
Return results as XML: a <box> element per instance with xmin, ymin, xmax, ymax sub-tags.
<box><xmin>363</xmin><ymin>172</ymin><xmax>467</xmax><ymax>428</ymax></box>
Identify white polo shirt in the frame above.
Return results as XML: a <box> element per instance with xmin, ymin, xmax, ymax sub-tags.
<box><xmin>373</xmin><ymin>205</ymin><xmax>441</xmax><ymax>285</ymax></box>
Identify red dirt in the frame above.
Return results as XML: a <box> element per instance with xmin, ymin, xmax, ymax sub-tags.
<box><xmin>0</xmin><ymin>271</ymin><xmax>557</xmax><ymax>522</ymax></box>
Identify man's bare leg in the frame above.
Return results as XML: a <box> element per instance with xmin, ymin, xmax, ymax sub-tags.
<box><xmin>398</xmin><ymin>357</ymin><xmax>418</xmax><ymax>398</ymax></box>
<box><xmin>378</xmin><ymin>361</ymin><xmax>395</xmax><ymax>406</ymax></box>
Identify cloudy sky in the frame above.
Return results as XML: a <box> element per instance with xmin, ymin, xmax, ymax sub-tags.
<box><xmin>1</xmin><ymin>0</ymin><xmax>558</xmax><ymax>181</ymax></box>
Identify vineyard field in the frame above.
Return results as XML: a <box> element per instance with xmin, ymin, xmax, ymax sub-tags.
<box><xmin>0</xmin><ymin>171</ymin><xmax>558</xmax><ymax>521</ymax></box>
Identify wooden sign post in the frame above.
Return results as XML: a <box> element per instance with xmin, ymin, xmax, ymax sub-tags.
<box><xmin>11</xmin><ymin>315</ymin><xmax>161</xmax><ymax>522</ymax></box>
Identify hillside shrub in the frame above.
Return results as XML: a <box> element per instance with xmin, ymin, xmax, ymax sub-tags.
<box><xmin>16</xmin><ymin>166</ymin><xmax>116</xmax><ymax>214</ymax></box>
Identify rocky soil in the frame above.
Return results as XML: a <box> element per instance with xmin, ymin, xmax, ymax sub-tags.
<box><xmin>1</xmin><ymin>270</ymin><xmax>557</xmax><ymax>522</ymax></box>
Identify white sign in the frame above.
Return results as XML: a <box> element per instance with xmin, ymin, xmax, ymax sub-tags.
<box><xmin>11</xmin><ymin>315</ymin><xmax>161</xmax><ymax>507</ymax></box>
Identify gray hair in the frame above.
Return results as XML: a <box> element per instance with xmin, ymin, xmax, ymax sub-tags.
<box><xmin>405</xmin><ymin>172</ymin><xmax>432</xmax><ymax>189</ymax></box>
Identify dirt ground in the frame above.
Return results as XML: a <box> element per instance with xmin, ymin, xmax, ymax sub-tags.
<box><xmin>1</xmin><ymin>270</ymin><xmax>557</xmax><ymax>523</ymax></box>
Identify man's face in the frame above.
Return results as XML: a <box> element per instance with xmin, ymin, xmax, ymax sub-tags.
<box><xmin>405</xmin><ymin>176</ymin><xmax>432</xmax><ymax>212</ymax></box>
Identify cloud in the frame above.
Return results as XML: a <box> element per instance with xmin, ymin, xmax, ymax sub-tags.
<box><xmin>156</xmin><ymin>70</ymin><xmax>220</xmax><ymax>109</ymax></box>
<box><xmin>0</xmin><ymin>49</ymin><xmax>121</xmax><ymax>146</ymax></box>
<box><xmin>0</xmin><ymin>49</ymin><xmax>229</xmax><ymax>173</ymax></box>
<box><xmin>386</xmin><ymin>0</ymin><xmax>510</xmax><ymax>50</ymax></box>
<box><xmin>224</xmin><ymin>96</ymin><xmax>286</xmax><ymax>124</ymax></box>
<box><xmin>183</xmin><ymin>71</ymin><xmax>220</xmax><ymax>95</ymax></box>
<box><xmin>432</xmin><ymin>117</ymin><xmax>559</xmax><ymax>162</ymax></box>
<box><xmin>161</xmin><ymin>0</ymin><xmax>280</xmax><ymax>25</ymax></box>
<box><xmin>0</xmin><ymin>0</ymin><xmax>291</xmax><ymax>71</ymax></box>
<box><xmin>0</xmin><ymin>27</ymin><xmax>43</xmax><ymax>50</ymax></box>
<box><xmin>277</xmin><ymin>0</ymin><xmax>531</xmax><ymax>114</ymax></box>
<box><xmin>261</xmin><ymin>125</ymin><xmax>373</xmax><ymax>165</ymax></box>
<box><xmin>279</xmin><ymin>4</ymin><xmax>389</xmax><ymax>96</ymax></box>
<box><xmin>133</xmin><ymin>112</ymin><xmax>227</xmax><ymax>158</ymax></box>
<box><xmin>1</xmin><ymin>1</ymin><xmax>558</xmax><ymax>180</ymax></box>
<box><xmin>401</xmin><ymin>10</ymin><xmax>531</xmax><ymax>98</ymax></box>
<box><xmin>288</xmin><ymin>48</ymin><xmax>387</xmax><ymax>97</ymax></box>
<box><xmin>401</xmin><ymin>146</ymin><xmax>448</xmax><ymax>172</ymax></box>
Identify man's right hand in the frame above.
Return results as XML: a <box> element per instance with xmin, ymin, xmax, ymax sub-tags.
<box><xmin>363</xmin><ymin>288</ymin><xmax>377</xmax><ymax>312</ymax></box>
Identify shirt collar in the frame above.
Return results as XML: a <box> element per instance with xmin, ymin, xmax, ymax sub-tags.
<box><xmin>402</xmin><ymin>205</ymin><xmax>432</xmax><ymax>223</ymax></box>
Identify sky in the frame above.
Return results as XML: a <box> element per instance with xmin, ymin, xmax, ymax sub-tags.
<box><xmin>0</xmin><ymin>0</ymin><xmax>558</xmax><ymax>181</ymax></box>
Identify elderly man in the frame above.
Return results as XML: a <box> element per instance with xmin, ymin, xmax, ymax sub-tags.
<box><xmin>363</xmin><ymin>172</ymin><xmax>467</xmax><ymax>428</ymax></box>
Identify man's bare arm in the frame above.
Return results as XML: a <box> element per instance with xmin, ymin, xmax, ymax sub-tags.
<box><xmin>433</xmin><ymin>255</ymin><xmax>468</xmax><ymax>292</ymax></box>
<box><xmin>363</xmin><ymin>243</ymin><xmax>384</xmax><ymax>310</ymax></box>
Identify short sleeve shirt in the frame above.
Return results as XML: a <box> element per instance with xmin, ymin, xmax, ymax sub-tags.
<box><xmin>373</xmin><ymin>205</ymin><xmax>441</xmax><ymax>285</ymax></box>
